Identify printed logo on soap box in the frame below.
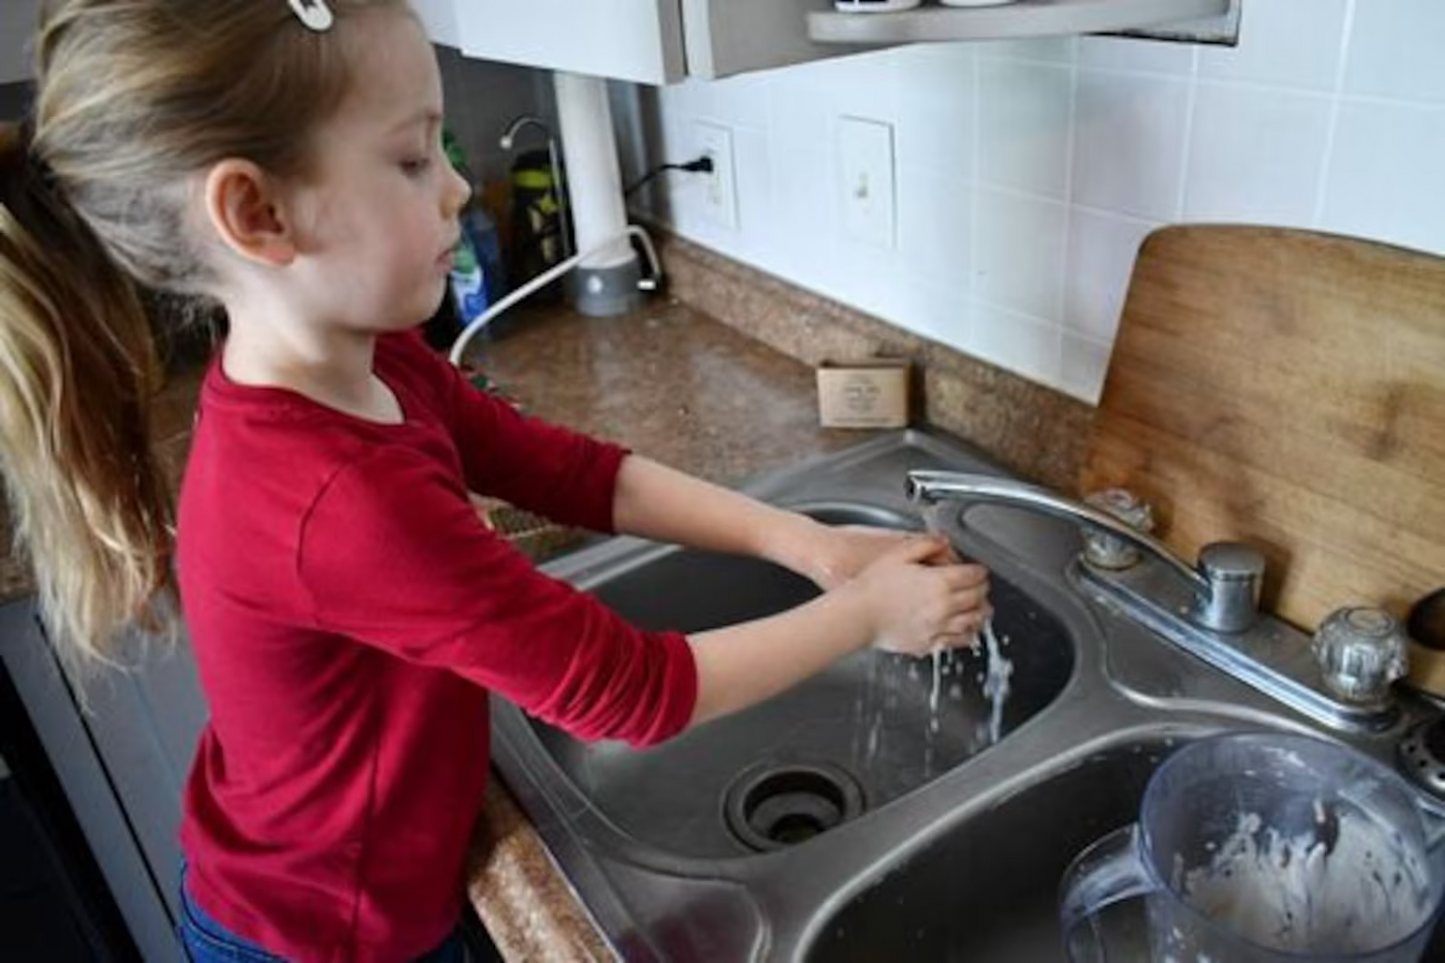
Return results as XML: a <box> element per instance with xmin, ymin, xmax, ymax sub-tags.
<box><xmin>816</xmin><ymin>360</ymin><xmax>910</xmax><ymax>429</ymax></box>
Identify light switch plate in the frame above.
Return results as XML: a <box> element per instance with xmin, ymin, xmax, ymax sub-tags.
<box><xmin>694</xmin><ymin>120</ymin><xmax>738</xmax><ymax>231</ymax></box>
<box><xmin>838</xmin><ymin>116</ymin><xmax>896</xmax><ymax>249</ymax></box>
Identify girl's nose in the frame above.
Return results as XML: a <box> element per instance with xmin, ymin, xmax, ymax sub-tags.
<box><xmin>447</xmin><ymin>164</ymin><xmax>472</xmax><ymax>214</ymax></box>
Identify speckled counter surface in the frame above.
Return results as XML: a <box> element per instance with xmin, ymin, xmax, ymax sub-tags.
<box><xmin>463</xmin><ymin>300</ymin><xmax>865</xmax><ymax>487</ymax></box>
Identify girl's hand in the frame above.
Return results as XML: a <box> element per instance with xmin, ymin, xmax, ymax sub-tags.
<box><xmin>849</xmin><ymin>535</ymin><xmax>991</xmax><ymax>655</ymax></box>
<box><xmin>796</xmin><ymin>523</ymin><xmax>962</xmax><ymax>591</ymax></box>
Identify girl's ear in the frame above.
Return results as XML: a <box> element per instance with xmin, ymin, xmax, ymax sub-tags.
<box><xmin>202</xmin><ymin>159</ymin><xmax>297</xmax><ymax>267</ymax></box>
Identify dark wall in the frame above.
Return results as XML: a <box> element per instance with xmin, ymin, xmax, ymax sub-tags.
<box><xmin>0</xmin><ymin>81</ymin><xmax>32</xmax><ymax>122</ymax></box>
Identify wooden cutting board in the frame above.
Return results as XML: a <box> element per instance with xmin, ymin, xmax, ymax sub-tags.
<box><xmin>1080</xmin><ymin>225</ymin><xmax>1445</xmax><ymax>634</ymax></box>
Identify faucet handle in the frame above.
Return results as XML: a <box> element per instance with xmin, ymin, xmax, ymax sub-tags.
<box><xmin>1312</xmin><ymin>606</ymin><xmax>1409</xmax><ymax>704</ymax></box>
<box><xmin>1081</xmin><ymin>489</ymin><xmax>1154</xmax><ymax>570</ymax></box>
<box><xmin>1193</xmin><ymin>542</ymin><xmax>1265</xmax><ymax>633</ymax></box>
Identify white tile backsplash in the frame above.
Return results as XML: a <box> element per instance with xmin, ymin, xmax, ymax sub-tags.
<box><xmin>795</xmin><ymin>46</ymin><xmax>903</xmax><ymax>122</ymax></box>
<box><xmin>889</xmin><ymin>273</ymin><xmax>975</xmax><ymax>353</ymax></box>
<box><xmin>977</xmin><ymin>35</ymin><xmax>1078</xmax><ymax>65</ymax></box>
<box><xmin>972</xmin><ymin>302</ymin><xmax>1062</xmax><ymax>387</ymax></box>
<box><xmin>709</xmin><ymin>70</ymin><xmax>774</xmax><ymax>131</ymax></box>
<box><xmin>1077</xmin><ymin>34</ymin><xmax>1196</xmax><ymax>76</ymax></box>
<box><xmin>729</xmin><ymin>123</ymin><xmax>773</xmax><ymax>257</ymax></box>
<box><xmin>1345</xmin><ymin>0</ymin><xmax>1445</xmax><ymax>104</ymax></box>
<box><xmin>624</xmin><ymin>3</ymin><xmax>1445</xmax><ymax>403</ymax></box>
<box><xmin>975</xmin><ymin>188</ymin><xmax>1068</xmax><ymax>322</ymax></box>
<box><xmin>1196</xmin><ymin>0</ymin><xmax>1347</xmax><ymax>92</ymax></box>
<box><xmin>898</xmin><ymin>162</ymin><xmax>974</xmax><ymax>288</ymax></box>
<box><xmin>978</xmin><ymin>59</ymin><xmax>1074</xmax><ymax>199</ymax></box>
<box><xmin>1060</xmin><ymin>331</ymin><xmax>1115</xmax><ymax>405</ymax></box>
<box><xmin>1072</xmin><ymin>69</ymin><xmax>1191</xmax><ymax>221</ymax></box>
<box><xmin>1320</xmin><ymin>99</ymin><xmax>1445</xmax><ymax>257</ymax></box>
<box><xmin>658</xmin><ymin>77</ymin><xmax>717</xmax><ymax>127</ymax></box>
<box><xmin>1064</xmin><ymin>208</ymin><xmax>1158</xmax><ymax>343</ymax></box>
<box><xmin>892</xmin><ymin>44</ymin><xmax>976</xmax><ymax>181</ymax></box>
<box><xmin>1183</xmin><ymin>82</ymin><xmax>1332</xmax><ymax>225</ymax></box>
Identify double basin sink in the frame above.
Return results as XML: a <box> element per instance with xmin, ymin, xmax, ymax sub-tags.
<box><xmin>490</xmin><ymin>429</ymin><xmax>1439</xmax><ymax>962</ymax></box>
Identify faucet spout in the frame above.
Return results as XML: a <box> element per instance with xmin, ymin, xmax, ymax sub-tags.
<box><xmin>499</xmin><ymin>114</ymin><xmax>573</xmax><ymax>260</ymax></box>
<box><xmin>499</xmin><ymin>114</ymin><xmax>550</xmax><ymax>152</ymax></box>
<box><xmin>906</xmin><ymin>471</ymin><xmax>1263</xmax><ymax>633</ymax></box>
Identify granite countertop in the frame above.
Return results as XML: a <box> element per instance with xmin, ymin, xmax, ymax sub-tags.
<box><xmin>468</xmin><ymin>300</ymin><xmax>864</xmax><ymax>486</ymax></box>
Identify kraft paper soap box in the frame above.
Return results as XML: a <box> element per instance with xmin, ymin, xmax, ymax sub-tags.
<box><xmin>816</xmin><ymin>360</ymin><xmax>910</xmax><ymax>428</ymax></box>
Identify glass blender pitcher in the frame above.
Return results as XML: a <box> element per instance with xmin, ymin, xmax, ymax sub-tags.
<box><xmin>1059</xmin><ymin>732</ymin><xmax>1445</xmax><ymax>962</ymax></box>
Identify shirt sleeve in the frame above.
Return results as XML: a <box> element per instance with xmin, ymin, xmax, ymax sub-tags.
<box><xmin>296</xmin><ymin>446</ymin><xmax>697</xmax><ymax>747</ymax></box>
<box><xmin>410</xmin><ymin>334</ymin><xmax>630</xmax><ymax>533</ymax></box>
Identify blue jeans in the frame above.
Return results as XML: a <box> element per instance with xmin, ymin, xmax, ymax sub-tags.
<box><xmin>177</xmin><ymin>868</ymin><xmax>467</xmax><ymax>963</ymax></box>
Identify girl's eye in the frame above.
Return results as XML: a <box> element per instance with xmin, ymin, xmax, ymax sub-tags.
<box><xmin>401</xmin><ymin>157</ymin><xmax>432</xmax><ymax>176</ymax></box>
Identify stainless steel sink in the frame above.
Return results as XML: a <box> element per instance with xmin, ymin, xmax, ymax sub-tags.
<box><xmin>798</xmin><ymin>732</ymin><xmax>1208</xmax><ymax>962</ymax></box>
<box><xmin>799</xmin><ymin>727</ymin><xmax>1445</xmax><ymax>963</ymax></box>
<box><xmin>489</xmin><ymin>429</ymin><xmax>1442</xmax><ymax>962</ymax></box>
<box><xmin>528</xmin><ymin>531</ymin><xmax>1073</xmax><ymax>859</ymax></box>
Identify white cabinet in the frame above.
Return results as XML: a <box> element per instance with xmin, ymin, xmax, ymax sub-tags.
<box><xmin>809</xmin><ymin>0</ymin><xmax>1231</xmax><ymax>45</ymax></box>
<box><xmin>1</xmin><ymin>0</ymin><xmax>41</xmax><ymax>85</ymax></box>
<box><xmin>454</xmin><ymin>0</ymin><xmax>685</xmax><ymax>84</ymax></box>
<box><xmin>412</xmin><ymin>0</ymin><xmax>463</xmax><ymax>49</ymax></box>
<box><xmin>441</xmin><ymin>0</ymin><xmax>1237</xmax><ymax>85</ymax></box>
<box><xmin>453</xmin><ymin>0</ymin><xmax>838</xmax><ymax>85</ymax></box>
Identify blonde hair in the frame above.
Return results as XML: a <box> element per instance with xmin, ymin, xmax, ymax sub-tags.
<box><xmin>0</xmin><ymin>0</ymin><xmax>404</xmax><ymax>682</ymax></box>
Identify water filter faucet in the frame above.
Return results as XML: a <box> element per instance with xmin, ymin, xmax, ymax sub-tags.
<box><xmin>499</xmin><ymin>114</ymin><xmax>571</xmax><ymax>260</ymax></box>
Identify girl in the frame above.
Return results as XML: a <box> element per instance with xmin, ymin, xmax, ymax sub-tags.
<box><xmin>0</xmin><ymin>2</ymin><xmax>991</xmax><ymax>961</ymax></box>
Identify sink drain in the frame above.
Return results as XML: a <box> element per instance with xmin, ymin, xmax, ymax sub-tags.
<box><xmin>723</xmin><ymin>760</ymin><xmax>865</xmax><ymax>852</ymax></box>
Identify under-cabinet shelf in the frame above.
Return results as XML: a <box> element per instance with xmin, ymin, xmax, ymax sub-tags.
<box><xmin>808</xmin><ymin>0</ymin><xmax>1230</xmax><ymax>45</ymax></box>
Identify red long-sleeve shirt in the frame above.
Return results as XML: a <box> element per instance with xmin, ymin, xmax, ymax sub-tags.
<box><xmin>176</xmin><ymin>329</ymin><xmax>697</xmax><ymax>962</ymax></box>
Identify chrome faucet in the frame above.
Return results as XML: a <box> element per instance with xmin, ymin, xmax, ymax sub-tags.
<box><xmin>906</xmin><ymin>472</ymin><xmax>1264</xmax><ymax>632</ymax></box>
<box><xmin>906</xmin><ymin>470</ymin><xmax>1398</xmax><ymax>733</ymax></box>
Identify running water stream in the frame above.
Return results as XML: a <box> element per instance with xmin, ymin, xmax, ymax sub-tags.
<box><xmin>979</xmin><ymin>619</ymin><xmax>1012</xmax><ymax>745</ymax></box>
<box><xmin>924</xmin><ymin>504</ymin><xmax>1015</xmax><ymax>746</ymax></box>
<box><xmin>851</xmin><ymin>510</ymin><xmax>1018</xmax><ymax>780</ymax></box>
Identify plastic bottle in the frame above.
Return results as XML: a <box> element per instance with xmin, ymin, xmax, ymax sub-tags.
<box><xmin>441</xmin><ymin>130</ymin><xmax>506</xmax><ymax>333</ymax></box>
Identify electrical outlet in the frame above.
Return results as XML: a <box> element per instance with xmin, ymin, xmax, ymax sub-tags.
<box><xmin>694</xmin><ymin>120</ymin><xmax>738</xmax><ymax>231</ymax></box>
<box><xmin>838</xmin><ymin>116</ymin><xmax>895</xmax><ymax>249</ymax></box>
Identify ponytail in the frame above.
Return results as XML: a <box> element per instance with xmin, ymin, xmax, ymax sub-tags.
<box><xmin>0</xmin><ymin>120</ymin><xmax>174</xmax><ymax>680</ymax></box>
<box><xmin>1</xmin><ymin>0</ymin><xmax>408</xmax><ymax>682</ymax></box>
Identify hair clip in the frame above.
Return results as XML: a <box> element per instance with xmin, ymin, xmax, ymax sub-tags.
<box><xmin>288</xmin><ymin>0</ymin><xmax>335</xmax><ymax>32</ymax></box>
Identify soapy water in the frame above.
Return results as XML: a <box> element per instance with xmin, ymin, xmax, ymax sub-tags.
<box><xmin>848</xmin><ymin>508</ymin><xmax>1017</xmax><ymax>779</ymax></box>
<box><xmin>979</xmin><ymin>619</ymin><xmax>1013</xmax><ymax>746</ymax></box>
<box><xmin>1168</xmin><ymin>803</ymin><xmax>1434</xmax><ymax>955</ymax></box>
<box><xmin>921</xmin><ymin>501</ymin><xmax>1015</xmax><ymax>747</ymax></box>
<box><xmin>851</xmin><ymin>619</ymin><xmax>1015</xmax><ymax>778</ymax></box>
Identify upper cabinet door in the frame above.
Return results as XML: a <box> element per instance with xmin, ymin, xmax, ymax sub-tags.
<box><xmin>413</xmin><ymin>0</ymin><xmax>463</xmax><ymax>49</ymax></box>
<box><xmin>441</xmin><ymin>0</ymin><xmax>1235</xmax><ymax>85</ymax></box>
<box><xmin>1</xmin><ymin>0</ymin><xmax>40</xmax><ymax>85</ymax></box>
<box><xmin>680</xmin><ymin>0</ymin><xmax>843</xmax><ymax>80</ymax></box>
<box><xmin>455</xmin><ymin>0</ymin><xmax>686</xmax><ymax>85</ymax></box>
